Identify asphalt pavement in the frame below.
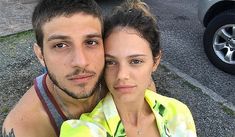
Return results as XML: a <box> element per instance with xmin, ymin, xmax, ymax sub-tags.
<box><xmin>0</xmin><ymin>0</ymin><xmax>234</xmax><ymax>136</ymax></box>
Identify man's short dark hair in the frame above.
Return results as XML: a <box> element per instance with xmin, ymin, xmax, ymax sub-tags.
<box><xmin>32</xmin><ymin>0</ymin><xmax>103</xmax><ymax>49</ymax></box>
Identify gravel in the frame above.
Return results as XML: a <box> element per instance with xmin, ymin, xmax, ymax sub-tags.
<box><xmin>0</xmin><ymin>31</ymin><xmax>41</xmax><ymax>132</ymax></box>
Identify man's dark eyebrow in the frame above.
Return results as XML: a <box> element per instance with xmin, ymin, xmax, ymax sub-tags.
<box><xmin>86</xmin><ymin>33</ymin><xmax>102</xmax><ymax>39</ymax></box>
<box><xmin>47</xmin><ymin>33</ymin><xmax>102</xmax><ymax>42</ymax></box>
<box><xmin>47</xmin><ymin>34</ymin><xmax>70</xmax><ymax>42</ymax></box>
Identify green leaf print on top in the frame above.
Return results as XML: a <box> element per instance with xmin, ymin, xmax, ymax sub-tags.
<box><xmin>114</xmin><ymin>120</ymin><xmax>126</xmax><ymax>137</ymax></box>
<box><xmin>153</xmin><ymin>100</ymin><xmax>166</xmax><ymax>116</ymax></box>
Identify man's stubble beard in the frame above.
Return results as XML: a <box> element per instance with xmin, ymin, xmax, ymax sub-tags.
<box><xmin>45</xmin><ymin>65</ymin><xmax>103</xmax><ymax>100</ymax></box>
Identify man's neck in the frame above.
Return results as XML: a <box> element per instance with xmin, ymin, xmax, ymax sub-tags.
<box><xmin>45</xmin><ymin>75</ymin><xmax>101</xmax><ymax>119</ymax></box>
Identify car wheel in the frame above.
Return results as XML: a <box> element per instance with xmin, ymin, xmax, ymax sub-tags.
<box><xmin>203</xmin><ymin>9</ymin><xmax>235</xmax><ymax>75</ymax></box>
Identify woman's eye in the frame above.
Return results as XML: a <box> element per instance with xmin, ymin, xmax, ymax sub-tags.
<box><xmin>105</xmin><ymin>60</ymin><xmax>116</xmax><ymax>66</ymax></box>
<box><xmin>130</xmin><ymin>59</ymin><xmax>143</xmax><ymax>64</ymax></box>
<box><xmin>54</xmin><ymin>43</ymin><xmax>67</xmax><ymax>48</ymax></box>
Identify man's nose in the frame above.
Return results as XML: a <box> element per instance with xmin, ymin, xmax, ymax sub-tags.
<box><xmin>71</xmin><ymin>47</ymin><xmax>88</xmax><ymax>68</ymax></box>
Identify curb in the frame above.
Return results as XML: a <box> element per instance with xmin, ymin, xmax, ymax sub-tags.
<box><xmin>161</xmin><ymin>60</ymin><xmax>235</xmax><ymax>112</ymax></box>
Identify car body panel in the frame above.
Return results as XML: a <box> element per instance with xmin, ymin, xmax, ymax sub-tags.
<box><xmin>198</xmin><ymin>0</ymin><xmax>235</xmax><ymax>26</ymax></box>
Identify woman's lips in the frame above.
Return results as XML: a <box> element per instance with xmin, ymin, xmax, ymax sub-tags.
<box><xmin>114</xmin><ymin>85</ymin><xmax>136</xmax><ymax>93</ymax></box>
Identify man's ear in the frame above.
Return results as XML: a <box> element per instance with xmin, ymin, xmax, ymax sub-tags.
<box><xmin>34</xmin><ymin>43</ymin><xmax>45</xmax><ymax>67</ymax></box>
<box><xmin>152</xmin><ymin>50</ymin><xmax>162</xmax><ymax>72</ymax></box>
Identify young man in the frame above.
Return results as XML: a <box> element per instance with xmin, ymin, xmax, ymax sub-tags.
<box><xmin>2</xmin><ymin>0</ymin><xmax>105</xmax><ymax>136</ymax></box>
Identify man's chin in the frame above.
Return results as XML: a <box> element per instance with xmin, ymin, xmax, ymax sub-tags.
<box><xmin>63</xmin><ymin>88</ymin><xmax>95</xmax><ymax>100</ymax></box>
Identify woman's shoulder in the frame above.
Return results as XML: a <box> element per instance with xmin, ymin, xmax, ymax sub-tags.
<box><xmin>61</xmin><ymin>119</ymin><xmax>108</xmax><ymax>137</ymax></box>
<box><xmin>145</xmin><ymin>89</ymin><xmax>197</xmax><ymax>137</ymax></box>
<box><xmin>60</xmin><ymin>96</ymin><xmax>111</xmax><ymax>137</ymax></box>
<box><xmin>145</xmin><ymin>89</ymin><xmax>191</xmax><ymax>115</ymax></box>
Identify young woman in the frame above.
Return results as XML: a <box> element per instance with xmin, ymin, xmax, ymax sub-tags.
<box><xmin>60</xmin><ymin>0</ymin><xmax>197</xmax><ymax>136</ymax></box>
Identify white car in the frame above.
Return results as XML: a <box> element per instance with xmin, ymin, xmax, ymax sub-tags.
<box><xmin>198</xmin><ymin>0</ymin><xmax>235</xmax><ymax>75</ymax></box>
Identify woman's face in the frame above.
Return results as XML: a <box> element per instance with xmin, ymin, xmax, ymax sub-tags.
<box><xmin>104</xmin><ymin>27</ymin><xmax>159</xmax><ymax>102</ymax></box>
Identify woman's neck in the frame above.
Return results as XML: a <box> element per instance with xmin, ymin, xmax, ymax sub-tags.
<box><xmin>114</xmin><ymin>96</ymin><xmax>152</xmax><ymax>126</ymax></box>
<box><xmin>113</xmin><ymin>94</ymin><xmax>160</xmax><ymax>137</ymax></box>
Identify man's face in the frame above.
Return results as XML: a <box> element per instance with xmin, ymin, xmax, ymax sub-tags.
<box><xmin>37</xmin><ymin>13</ymin><xmax>104</xmax><ymax>99</ymax></box>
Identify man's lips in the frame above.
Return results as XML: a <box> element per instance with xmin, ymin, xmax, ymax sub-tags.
<box><xmin>68</xmin><ymin>74</ymin><xmax>94</xmax><ymax>84</ymax></box>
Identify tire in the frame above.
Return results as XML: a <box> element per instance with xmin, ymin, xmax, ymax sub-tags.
<box><xmin>203</xmin><ymin>9</ymin><xmax>235</xmax><ymax>75</ymax></box>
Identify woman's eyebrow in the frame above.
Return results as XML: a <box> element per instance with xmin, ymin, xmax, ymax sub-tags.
<box><xmin>128</xmin><ymin>54</ymin><xmax>146</xmax><ymax>58</ymax></box>
<box><xmin>104</xmin><ymin>54</ymin><xmax>115</xmax><ymax>58</ymax></box>
<box><xmin>105</xmin><ymin>54</ymin><xmax>147</xmax><ymax>58</ymax></box>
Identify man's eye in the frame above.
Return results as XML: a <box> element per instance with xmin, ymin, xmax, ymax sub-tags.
<box><xmin>130</xmin><ymin>59</ymin><xmax>143</xmax><ymax>64</ymax></box>
<box><xmin>86</xmin><ymin>40</ymin><xmax>98</xmax><ymax>46</ymax></box>
<box><xmin>54</xmin><ymin>43</ymin><xmax>67</xmax><ymax>48</ymax></box>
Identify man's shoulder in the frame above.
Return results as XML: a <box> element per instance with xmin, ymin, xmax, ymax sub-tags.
<box><xmin>2</xmin><ymin>86</ymin><xmax>55</xmax><ymax>137</ymax></box>
<box><xmin>5</xmin><ymin>86</ymin><xmax>40</xmax><ymax>116</ymax></box>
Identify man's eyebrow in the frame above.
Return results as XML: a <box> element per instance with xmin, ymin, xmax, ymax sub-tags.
<box><xmin>47</xmin><ymin>34</ymin><xmax>70</xmax><ymax>42</ymax></box>
<box><xmin>47</xmin><ymin>33</ymin><xmax>102</xmax><ymax>41</ymax></box>
<box><xmin>86</xmin><ymin>33</ymin><xmax>102</xmax><ymax>39</ymax></box>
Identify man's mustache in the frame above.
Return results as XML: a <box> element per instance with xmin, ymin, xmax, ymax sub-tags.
<box><xmin>65</xmin><ymin>68</ymin><xmax>96</xmax><ymax>78</ymax></box>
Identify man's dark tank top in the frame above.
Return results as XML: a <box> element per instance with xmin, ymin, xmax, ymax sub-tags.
<box><xmin>34</xmin><ymin>74</ymin><xmax>67</xmax><ymax>136</ymax></box>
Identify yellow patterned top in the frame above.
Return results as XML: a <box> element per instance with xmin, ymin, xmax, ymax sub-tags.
<box><xmin>60</xmin><ymin>89</ymin><xmax>197</xmax><ymax>137</ymax></box>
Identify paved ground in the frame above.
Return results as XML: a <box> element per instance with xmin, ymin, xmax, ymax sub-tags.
<box><xmin>0</xmin><ymin>0</ymin><xmax>234</xmax><ymax>136</ymax></box>
<box><xmin>0</xmin><ymin>0</ymin><xmax>119</xmax><ymax>36</ymax></box>
<box><xmin>0</xmin><ymin>0</ymin><xmax>37</xmax><ymax>36</ymax></box>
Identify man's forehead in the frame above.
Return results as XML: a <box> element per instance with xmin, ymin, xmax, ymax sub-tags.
<box><xmin>42</xmin><ymin>13</ymin><xmax>102</xmax><ymax>40</ymax></box>
<box><xmin>44</xmin><ymin>12</ymin><xmax>101</xmax><ymax>26</ymax></box>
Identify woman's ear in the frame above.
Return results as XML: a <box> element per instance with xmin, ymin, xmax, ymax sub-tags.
<box><xmin>148</xmin><ymin>78</ymin><xmax>156</xmax><ymax>92</ymax></box>
<box><xmin>34</xmin><ymin>43</ymin><xmax>45</xmax><ymax>67</ymax></box>
<box><xmin>152</xmin><ymin>50</ymin><xmax>162</xmax><ymax>72</ymax></box>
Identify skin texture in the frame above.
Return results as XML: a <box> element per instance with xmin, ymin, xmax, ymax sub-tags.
<box><xmin>104</xmin><ymin>27</ymin><xmax>161</xmax><ymax>137</ymax></box>
<box><xmin>2</xmin><ymin>13</ymin><xmax>104</xmax><ymax>137</ymax></box>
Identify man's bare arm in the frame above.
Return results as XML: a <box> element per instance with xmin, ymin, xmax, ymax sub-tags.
<box><xmin>2</xmin><ymin>128</ymin><xmax>15</xmax><ymax>137</ymax></box>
